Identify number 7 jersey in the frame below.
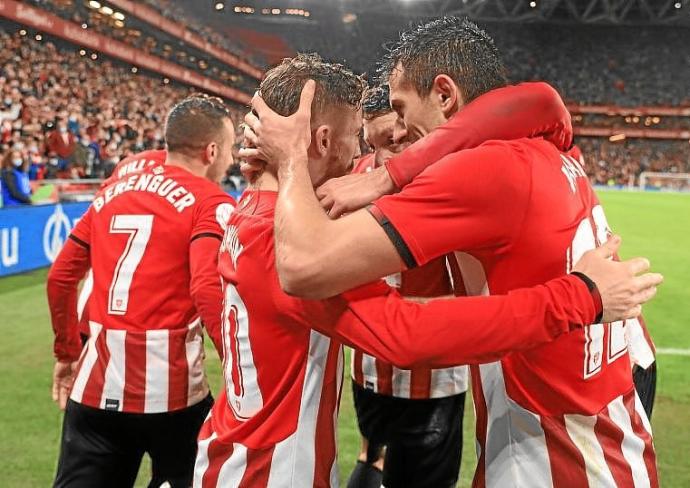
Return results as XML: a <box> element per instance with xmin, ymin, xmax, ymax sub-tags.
<box><xmin>67</xmin><ymin>163</ymin><xmax>234</xmax><ymax>413</ymax></box>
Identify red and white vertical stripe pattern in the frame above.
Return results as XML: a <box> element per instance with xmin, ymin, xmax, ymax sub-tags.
<box><xmin>350</xmin><ymin>351</ymin><xmax>468</xmax><ymax>399</ymax></box>
<box><xmin>70</xmin><ymin>319</ymin><xmax>209</xmax><ymax>413</ymax></box>
<box><xmin>472</xmin><ymin>362</ymin><xmax>658</xmax><ymax>488</ymax></box>
<box><xmin>194</xmin><ymin>330</ymin><xmax>343</xmax><ymax>488</ymax></box>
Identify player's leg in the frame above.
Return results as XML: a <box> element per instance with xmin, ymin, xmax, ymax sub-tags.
<box><xmin>346</xmin><ymin>382</ymin><xmax>392</xmax><ymax>488</ymax></box>
<box><xmin>382</xmin><ymin>392</ymin><xmax>466</xmax><ymax>488</ymax></box>
<box><xmin>54</xmin><ymin>399</ymin><xmax>144</xmax><ymax>488</ymax></box>
<box><xmin>145</xmin><ymin>393</ymin><xmax>213</xmax><ymax>488</ymax></box>
<box><xmin>633</xmin><ymin>361</ymin><xmax>657</xmax><ymax>419</ymax></box>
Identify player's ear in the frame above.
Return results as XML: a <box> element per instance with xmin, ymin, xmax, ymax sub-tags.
<box><xmin>311</xmin><ymin>124</ymin><xmax>330</xmax><ymax>158</ymax></box>
<box><xmin>432</xmin><ymin>74</ymin><xmax>463</xmax><ymax>118</ymax></box>
<box><xmin>205</xmin><ymin>141</ymin><xmax>218</xmax><ymax>166</ymax></box>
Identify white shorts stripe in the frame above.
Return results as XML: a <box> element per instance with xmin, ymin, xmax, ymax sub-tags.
<box><xmin>564</xmin><ymin>413</ymin><xmax>617</xmax><ymax>487</ymax></box>
<box><xmin>193</xmin><ymin>431</ymin><xmax>217</xmax><ymax>488</ymax></box>
<box><xmin>216</xmin><ymin>443</ymin><xmax>248</xmax><ymax>487</ymax></box>
<box><xmin>608</xmin><ymin>395</ymin><xmax>651</xmax><ymax>488</ymax></box>
<box><xmin>70</xmin><ymin>322</ymin><xmax>102</xmax><ymax>403</ymax></box>
<box><xmin>145</xmin><ymin>329</ymin><xmax>169</xmax><ymax>413</ymax></box>
<box><xmin>100</xmin><ymin>329</ymin><xmax>127</xmax><ymax>410</ymax></box>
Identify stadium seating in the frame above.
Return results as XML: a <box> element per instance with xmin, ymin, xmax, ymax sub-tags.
<box><xmin>0</xmin><ymin>27</ymin><xmax>245</xmax><ymax>182</ymax></box>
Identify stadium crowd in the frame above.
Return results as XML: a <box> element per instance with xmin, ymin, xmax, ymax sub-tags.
<box><xmin>25</xmin><ymin>0</ymin><xmax>260</xmax><ymax>93</ymax></box>
<box><xmin>0</xmin><ymin>27</ymin><xmax>245</xmax><ymax>205</ymax></box>
<box><xmin>577</xmin><ymin>137</ymin><xmax>690</xmax><ymax>189</ymax></box>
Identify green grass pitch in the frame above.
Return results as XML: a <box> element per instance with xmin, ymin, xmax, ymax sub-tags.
<box><xmin>0</xmin><ymin>190</ymin><xmax>688</xmax><ymax>487</ymax></box>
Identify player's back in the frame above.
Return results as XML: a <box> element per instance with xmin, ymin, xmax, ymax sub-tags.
<box><xmin>70</xmin><ymin>163</ymin><xmax>232</xmax><ymax>414</ymax></box>
<box><xmin>207</xmin><ymin>190</ymin><xmax>342</xmax><ymax>487</ymax></box>
<box><xmin>463</xmin><ymin>138</ymin><xmax>657</xmax><ymax>487</ymax></box>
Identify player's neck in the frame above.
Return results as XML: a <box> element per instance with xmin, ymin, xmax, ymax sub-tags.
<box><xmin>165</xmin><ymin>152</ymin><xmax>207</xmax><ymax>179</ymax></box>
<box><xmin>252</xmin><ymin>169</ymin><xmax>280</xmax><ymax>192</ymax></box>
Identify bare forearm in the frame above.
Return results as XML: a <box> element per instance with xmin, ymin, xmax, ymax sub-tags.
<box><xmin>275</xmin><ymin>157</ymin><xmax>403</xmax><ymax>298</ymax></box>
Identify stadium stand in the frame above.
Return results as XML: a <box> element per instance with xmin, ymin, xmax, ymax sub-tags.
<box><xmin>24</xmin><ymin>0</ymin><xmax>261</xmax><ymax>94</ymax></box>
<box><xmin>0</xmin><ymin>27</ymin><xmax>245</xmax><ymax>185</ymax></box>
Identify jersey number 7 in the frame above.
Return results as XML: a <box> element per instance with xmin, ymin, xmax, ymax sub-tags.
<box><xmin>107</xmin><ymin>214</ymin><xmax>154</xmax><ymax>315</ymax></box>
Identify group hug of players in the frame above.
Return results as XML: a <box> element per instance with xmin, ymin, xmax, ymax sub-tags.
<box><xmin>47</xmin><ymin>16</ymin><xmax>663</xmax><ymax>488</ymax></box>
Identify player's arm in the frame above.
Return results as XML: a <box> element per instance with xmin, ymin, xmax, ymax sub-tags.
<box><xmin>46</xmin><ymin>209</ymin><xmax>93</xmax><ymax>409</ymax></box>
<box><xmin>189</xmin><ymin>195</ymin><xmax>235</xmax><ymax>359</ymax></box>
<box><xmin>316</xmin><ymin>81</ymin><xmax>572</xmax><ymax>217</ymax></box>
<box><xmin>310</xmin><ymin>241</ymin><xmax>658</xmax><ymax>368</ymax></box>
<box><xmin>189</xmin><ymin>237</ymin><xmax>224</xmax><ymax>359</ymax></box>
<box><xmin>242</xmin><ymin>82</ymin><xmax>525</xmax><ymax>298</ymax></box>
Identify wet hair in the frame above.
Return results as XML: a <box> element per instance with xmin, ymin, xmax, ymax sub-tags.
<box><xmin>259</xmin><ymin>53</ymin><xmax>365</xmax><ymax>119</ymax></box>
<box><xmin>362</xmin><ymin>84</ymin><xmax>392</xmax><ymax>120</ymax></box>
<box><xmin>381</xmin><ymin>16</ymin><xmax>507</xmax><ymax>103</ymax></box>
<box><xmin>164</xmin><ymin>93</ymin><xmax>231</xmax><ymax>154</ymax></box>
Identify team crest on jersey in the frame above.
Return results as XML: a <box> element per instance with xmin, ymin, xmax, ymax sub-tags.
<box><xmin>215</xmin><ymin>203</ymin><xmax>235</xmax><ymax>231</ymax></box>
<box><xmin>222</xmin><ymin>224</ymin><xmax>243</xmax><ymax>268</ymax></box>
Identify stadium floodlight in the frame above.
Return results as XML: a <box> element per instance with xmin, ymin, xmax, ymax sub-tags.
<box><xmin>675</xmin><ymin>2</ymin><xmax>682</xmax><ymax>8</ymax></box>
<box><xmin>530</xmin><ymin>1</ymin><xmax>537</xmax><ymax>7</ymax></box>
<box><xmin>88</xmin><ymin>1</ymin><xmax>101</xmax><ymax>9</ymax></box>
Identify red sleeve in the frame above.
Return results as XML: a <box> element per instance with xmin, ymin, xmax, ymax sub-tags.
<box><xmin>385</xmin><ymin>82</ymin><xmax>572</xmax><ymax>189</ymax></box>
<box><xmin>371</xmin><ymin>143</ymin><xmax>530</xmax><ymax>267</ymax></box>
<box><xmin>320</xmin><ymin>274</ymin><xmax>599</xmax><ymax>369</ymax></box>
<box><xmin>192</xmin><ymin>193</ymin><xmax>236</xmax><ymax>241</ymax></box>
<box><xmin>189</xmin><ymin>236</ymin><xmax>224</xmax><ymax>359</ymax></box>
<box><xmin>70</xmin><ymin>205</ymin><xmax>93</xmax><ymax>246</ymax></box>
<box><xmin>47</xmin><ymin>237</ymin><xmax>92</xmax><ymax>361</ymax></box>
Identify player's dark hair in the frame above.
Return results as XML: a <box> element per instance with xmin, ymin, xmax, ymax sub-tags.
<box><xmin>381</xmin><ymin>16</ymin><xmax>507</xmax><ymax>103</ymax></box>
<box><xmin>165</xmin><ymin>94</ymin><xmax>231</xmax><ymax>155</ymax></box>
<box><xmin>259</xmin><ymin>53</ymin><xmax>365</xmax><ymax>118</ymax></box>
<box><xmin>362</xmin><ymin>84</ymin><xmax>392</xmax><ymax>120</ymax></box>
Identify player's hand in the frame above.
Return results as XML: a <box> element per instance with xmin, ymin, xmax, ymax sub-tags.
<box><xmin>52</xmin><ymin>360</ymin><xmax>77</xmax><ymax>410</ymax></box>
<box><xmin>239</xmin><ymin>80</ymin><xmax>315</xmax><ymax>169</ymax></box>
<box><xmin>316</xmin><ymin>165</ymin><xmax>397</xmax><ymax>218</ymax></box>
<box><xmin>572</xmin><ymin>235</ymin><xmax>663</xmax><ymax>323</ymax></box>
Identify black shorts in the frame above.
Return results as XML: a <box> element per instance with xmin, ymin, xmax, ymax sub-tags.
<box><xmin>352</xmin><ymin>381</ymin><xmax>465</xmax><ymax>488</ymax></box>
<box><xmin>54</xmin><ymin>394</ymin><xmax>213</xmax><ymax>488</ymax></box>
<box><xmin>633</xmin><ymin>361</ymin><xmax>657</xmax><ymax>419</ymax></box>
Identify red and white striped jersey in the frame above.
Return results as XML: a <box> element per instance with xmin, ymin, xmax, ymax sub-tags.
<box><xmin>568</xmin><ymin>145</ymin><xmax>657</xmax><ymax>369</ymax></box>
<box><xmin>371</xmin><ymin>139</ymin><xmax>659</xmax><ymax>487</ymax></box>
<box><xmin>51</xmin><ymin>163</ymin><xmax>234</xmax><ymax>413</ymax></box>
<box><xmin>200</xmin><ymin>185</ymin><xmax>613</xmax><ymax>488</ymax></box>
<box><xmin>350</xmin><ymin>155</ymin><xmax>468</xmax><ymax>399</ymax></box>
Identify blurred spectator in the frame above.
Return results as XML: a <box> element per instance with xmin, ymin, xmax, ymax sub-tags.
<box><xmin>1</xmin><ymin>149</ymin><xmax>32</xmax><ymax>206</ymax></box>
<box><xmin>46</xmin><ymin>118</ymin><xmax>76</xmax><ymax>169</ymax></box>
